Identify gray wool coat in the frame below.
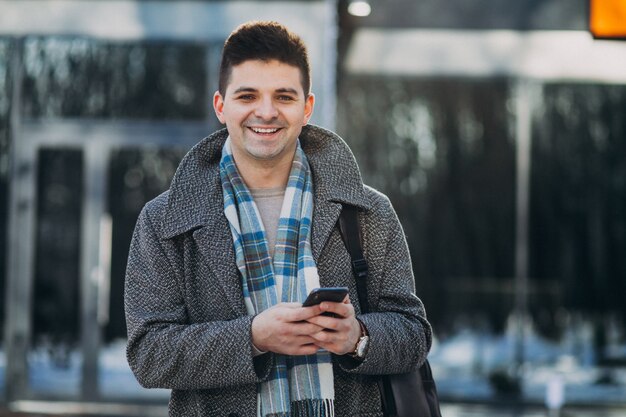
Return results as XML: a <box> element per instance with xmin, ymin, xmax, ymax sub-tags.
<box><xmin>125</xmin><ymin>125</ymin><xmax>432</xmax><ymax>417</ymax></box>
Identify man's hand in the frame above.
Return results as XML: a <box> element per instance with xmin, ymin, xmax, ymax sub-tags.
<box><xmin>251</xmin><ymin>303</ymin><xmax>325</xmax><ymax>355</ymax></box>
<box><xmin>305</xmin><ymin>297</ymin><xmax>362</xmax><ymax>355</ymax></box>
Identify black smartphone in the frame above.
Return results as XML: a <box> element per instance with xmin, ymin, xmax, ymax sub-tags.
<box><xmin>302</xmin><ymin>287</ymin><xmax>349</xmax><ymax>307</ymax></box>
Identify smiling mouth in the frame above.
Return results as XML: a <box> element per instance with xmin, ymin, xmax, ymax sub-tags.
<box><xmin>249</xmin><ymin>127</ymin><xmax>281</xmax><ymax>134</ymax></box>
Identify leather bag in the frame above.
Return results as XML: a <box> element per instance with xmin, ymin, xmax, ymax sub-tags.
<box><xmin>339</xmin><ymin>205</ymin><xmax>442</xmax><ymax>417</ymax></box>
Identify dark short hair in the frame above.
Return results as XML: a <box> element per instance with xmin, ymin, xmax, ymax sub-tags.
<box><xmin>218</xmin><ymin>21</ymin><xmax>311</xmax><ymax>96</ymax></box>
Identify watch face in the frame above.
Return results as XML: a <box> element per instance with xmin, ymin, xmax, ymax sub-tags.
<box><xmin>356</xmin><ymin>335</ymin><xmax>370</xmax><ymax>358</ymax></box>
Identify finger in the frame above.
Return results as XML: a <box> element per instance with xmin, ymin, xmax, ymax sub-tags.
<box><xmin>309</xmin><ymin>330</ymin><xmax>331</xmax><ymax>344</ymax></box>
<box><xmin>295</xmin><ymin>335</ymin><xmax>319</xmax><ymax>345</ymax></box>
<box><xmin>276</xmin><ymin>341</ymin><xmax>318</xmax><ymax>356</ymax></box>
<box><xmin>292</xmin><ymin>344</ymin><xmax>320</xmax><ymax>356</ymax></box>
<box><xmin>278</xmin><ymin>302</ymin><xmax>306</xmax><ymax>309</ymax></box>
<box><xmin>289</xmin><ymin>321</ymin><xmax>325</xmax><ymax>335</ymax></box>
<box><xmin>272</xmin><ymin>335</ymin><xmax>318</xmax><ymax>351</ymax></box>
<box><xmin>310</xmin><ymin>331</ymin><xmax>352</xmax><ymax>355</ymax></box>
<box><xmin>306</xmin><ymin>315</ymin><xmax>340</xmax><ymax>331</ymax></box>
<box><xmin>280</xmin><ymin>305</ymin><xmax>322</xmax><ymax>322</ymax></box>
<box><xmin>302</xmin><ymin>304</ymin><xmax>323</xmax><ymax>317</ymax></box>
<box><xmin>319</xmin><ymin>301</ymin><xmax>354</xmax><ymax>318</ymax></box>
<box><xmin>310</xmin><ymin>333</ymin><xmax>349</xmax><ymax>353</ymax></box>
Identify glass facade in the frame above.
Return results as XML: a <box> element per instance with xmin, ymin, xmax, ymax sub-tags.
<box><xmin>0</xmin><ymin>35</ymin><xmax>211</xmax><ymax>400</ymax></box>
<box><xmin>21</xmin><ymin>37</ymin><xmax>208</xmax><ymax>120</ymax></box>
<box><xmin>33</xmin><ymin>148</ymin><xmax>83</xmax><ymax>347</ymax></box>
<box><xmin>337</xmin><ymin>75</ymin><xmax>626</xmax><ymax>404</ymax></box>
<box><xmin>0</xmin><ymin>39</ymin><xmax>12</xmax><ymax>336</ymax></box>
<box><xmin>338</xmin><ymin>77</ymin><xmax>516</xmax><ymax>332</ymax></box>
<box><xmin>530</xmin><ymin>83</ymin><xmax>626</xmax><ymax>360</ymax></box>
<box><xmin>106</xmin><ymin>147</ymin><xmax>186</xmax><ymax>342</ymax></box>
<box><xmin>531</xmin><ymin>84</ymin><xmax>626</xmax><ymax>315</ymax></box>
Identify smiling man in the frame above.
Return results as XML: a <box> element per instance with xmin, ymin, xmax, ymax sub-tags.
<box><xmin>214</xmin><ymin>58</ymin><xmax>315</xmax><ymax>189</ymax></box>
<box><xmin>125</xmin><ymin>21</ymin><xmax>432</xmax><ymax>417</ymax></box>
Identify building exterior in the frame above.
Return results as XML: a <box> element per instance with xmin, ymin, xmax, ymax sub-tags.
<box><xmin>0</xmin><ymin>0</ymin><xmax>337</xmax><ymax>407</ymax></box>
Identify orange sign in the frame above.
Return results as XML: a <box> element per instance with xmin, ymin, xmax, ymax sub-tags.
<box><xmin>590</xmin><ymin>0</ymin><xmax>626</xmax><ymax>38</ymax></box>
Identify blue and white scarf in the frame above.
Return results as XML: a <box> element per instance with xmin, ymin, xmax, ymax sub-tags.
<box><xmin>220</xmin><ymin>137</ymin><xmax>335</xmax><ymax>417</ymax></box>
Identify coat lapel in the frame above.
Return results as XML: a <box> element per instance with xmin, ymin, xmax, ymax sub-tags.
<box><xmin>161</xmin><ymin>129</ymin><xmax>246</xmax><ymax>316</ymax></box>
<box><xmin>194</xmin><ymin>219</ymin><xmax>247</xmax><ymax>316</ymax></box>
<box><xmin>311</xmin><ymin>199</ymin><xmax>342</xmax><ymax>261</ymax></box>
<box><xmin>302</xmin><ymin>125</ymin><xmax>372</xmax><ymax>260</ymax></box>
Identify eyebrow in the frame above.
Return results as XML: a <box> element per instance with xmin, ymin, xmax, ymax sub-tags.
<box><xmin>275</xmin><ymin>88</ymin><xmax>299</xmax><ymax>95</ymax></box>
<box><xmin>232</xmin><ymin>87</ymin><xmax>257</xmax><ymax>94</ymax></box>
<box><xmin>232</xmin><ymin>87</ymin><xmax>299</xmax><ymax>95</ymax></box>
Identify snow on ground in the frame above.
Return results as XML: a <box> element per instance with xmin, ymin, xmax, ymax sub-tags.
<box><xmin>0</xmin><ymin>319</ymin><xmax>623</xmax><ymax>407</ymax></box>
<box><xmin>428</xmin><ymin>316</ymin><xmax>626</xmax><ymax>406</ymax></box>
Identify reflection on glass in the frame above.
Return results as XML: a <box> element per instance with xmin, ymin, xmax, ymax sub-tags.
<box><xmin>0</xmin><ymin>39</ymin><xmax>12</xmax><ymax>336</ymax></box>
<box><xmin>32</xmin><ymin>148</ymin><xmax>83</xmax><ymax>396</ymax></box>
<box><xmin>338</xmin><ymin>77</ymin><xmax>516</xmax><ymax>330</ymax></box>
<box><xmin>21</xmin><ymin>37</ymin><xmax>207</xmax><ymax>119</ymax></box>
<box><xmin>1</xmin><ymin>35</ymin><xmax>209</xmax><ymax>400</ymax></box>
<box><xmin>530</xmin><ymin>83</ymin><xmax>626</xmax><ymax>368</ymax></box>
<box><xmin>102</xmin><ymin>147</ymin><xmax>184</xmax><ymax>399</ymax></box>
<box><xmin>337</xmin><ymin>76</ymin><xmax>626</xmax><ymax>404</ymax></box>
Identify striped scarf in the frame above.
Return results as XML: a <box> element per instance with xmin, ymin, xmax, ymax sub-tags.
<box><xmin>220</xmin><ymin>137</ymin><xmax>335</xmax><ymax>417</ymax></box>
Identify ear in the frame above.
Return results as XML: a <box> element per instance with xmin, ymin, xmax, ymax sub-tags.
<box><xmin>303</xmin><ymin>93</ymin><xmax>315</xmax><ymax>125</ymax></box>
<box><xmin>213</xmin><ymin>91</ymin><xmax>226</xmax><ymax>124</ymax></box>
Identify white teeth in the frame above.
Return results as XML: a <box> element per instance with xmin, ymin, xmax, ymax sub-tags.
<box><xmin>251</xmin><ymin>127</ymin><xmax>279</xmax><ymax>133</ymax></box>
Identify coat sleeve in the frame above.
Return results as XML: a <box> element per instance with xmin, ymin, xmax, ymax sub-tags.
<box><xmin>337</xmin><ymin>190</ymin><xmax>432</xmax><ymax>375</ymax></box>
<box><xmin>124</xmin><ymin>197</ymin><xmax>274</xmax><ymax>390</ymax></box>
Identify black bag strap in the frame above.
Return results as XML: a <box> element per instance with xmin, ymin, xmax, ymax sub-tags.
<box><xmin>338</xmin><ymin>205</ymin><xmax>370</xmax><ymax>313</ymax></box>
<box><xmin>339</xmin><ymin>205</ymin><xmax>441</xmax><ymax>417</ymax></box>
<box><xmin>338</xmin><ymin>205</ymin><xmax>397</xmax><ymax>415</ymax></box>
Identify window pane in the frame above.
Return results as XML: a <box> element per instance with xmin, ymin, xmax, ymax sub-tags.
<box><xmin>31</xmin><ymin>148</ymin><xmax>84</xmax><ymax>396</ymax></box>
<box><xmin>530</xmin><ymin>83</ymin><xmax>626</xmax><ymax>353</ymax></box>
<box><xmin>338</xmin><ymin>77</ymin><xmax>516</xmax><ymax>332</ymax></box>
<box><xmin>105</xmin><ymin>147</ymin><xmax>185</xmax><ymax>343</ymax></box>
<box><xmin>0</xmin><ymin>39</ymin><xmax>12</xmax><ymax>337</ymax></box>
<box><xmin>101</xmin><ymin>147</ymin><xmax>184</xmax><ymax>399</ymax></box>
<box><xmin>22</xmin><ymin>38</ymin><xmax>207</xmax><ymax>120</ymax></box>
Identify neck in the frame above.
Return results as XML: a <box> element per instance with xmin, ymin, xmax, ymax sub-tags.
<box><xmin>235</xmin><ymin>156</ymin><xmax>292</xmax><ymax>189</ymax></box>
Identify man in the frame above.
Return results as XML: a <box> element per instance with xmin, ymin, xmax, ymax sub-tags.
<box><xmin>125</xmin><ymin>21</ymin><xmax>432</xmax><ymax>416</ymax></box>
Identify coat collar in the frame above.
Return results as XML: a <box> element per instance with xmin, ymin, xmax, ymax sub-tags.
<box><xmin>160</xmin><ymin>124</ymin><xmax>371</xmax><ymax>240</ymax></box>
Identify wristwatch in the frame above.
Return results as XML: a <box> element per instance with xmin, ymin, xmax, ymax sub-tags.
<box><xmin>350</xmin><ymin>319</ymin><xmax>370</xmax><ymax>359</ymax></box>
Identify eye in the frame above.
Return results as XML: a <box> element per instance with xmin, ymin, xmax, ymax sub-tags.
<box><xmin>236</xmin><ymin>94</ymin><xmax>255</xmax><ymax>101</ymax></box>
<box><xmin>277</xmin><ymin>95</ymin><xmax>296</xmax><ymax>102</ymax></box>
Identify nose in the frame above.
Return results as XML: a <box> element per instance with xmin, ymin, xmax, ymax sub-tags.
<box><xmin>254</xmin><ymin>96</ymin><xmax>278</xmax><ymax>120</ymax></box>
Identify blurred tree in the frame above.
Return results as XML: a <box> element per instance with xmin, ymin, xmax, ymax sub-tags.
<box><xmin>13</xmin><ymin>37</ymin><xmax>209</xmax><ymax>346</ymax></box>
<box><xmin>106</xmin><ymin>148</ymin><xmax>185</xmax><ymax>342</ymax></box>
<box><xmin>337</xmin><ymin>76</ymin><xmax>516</xmax><ymax>333</ymax></box>
<box><xmin>338</xmin><ymin>76</ymin><xmax>626</xmax><ymax>344</ymax></box>
<box><xmin>33</xmin><ymin>149</ymin><xmax>83</xmax><ymax>350</ymax></box>
<box><xmin>530</xmin><ymin>84</ymin><xmax>626</xmax><ymax>320</ymax></box>
<box><xmin>21</xmin><ymin>38</ymin><xmax>207</xmax><ymax>120</ymax></box>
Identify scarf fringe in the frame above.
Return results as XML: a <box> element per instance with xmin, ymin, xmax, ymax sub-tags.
<box><xmin>291</xmin><ymin>399</ymin><xmax>335</xmax><ymax>417</ymax></box>
<box><xmin>265</xmin><ymin>399</ymin><xmax>335</xmax><ymax>417</ymax></box>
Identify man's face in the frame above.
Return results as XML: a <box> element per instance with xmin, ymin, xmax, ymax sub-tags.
<box><xmin>213</xmin><ymin>59</ymin><xmax>315</xmax><ymax>169</ymax></box>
